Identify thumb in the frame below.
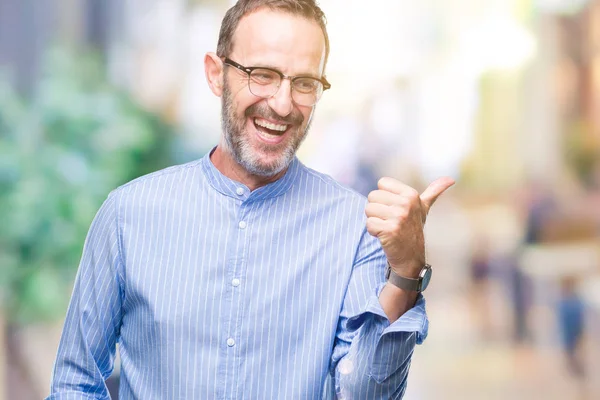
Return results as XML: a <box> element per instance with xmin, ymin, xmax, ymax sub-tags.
<box><xmin>420</xmin><ymin>176</ymin><xmax>455</xmax><ymax>212</ymax></box>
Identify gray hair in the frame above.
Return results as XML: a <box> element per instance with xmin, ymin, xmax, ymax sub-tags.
<box><xmin>216</xmin><ymin>0</ymin><xmax>330</xmax><ymax>68</ymax></box>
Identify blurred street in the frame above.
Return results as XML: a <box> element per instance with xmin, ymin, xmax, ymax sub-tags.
<box><xmin>406</xmin><ymin>194</ymin><xmax>600</xmax><ymax>400</ymax></box>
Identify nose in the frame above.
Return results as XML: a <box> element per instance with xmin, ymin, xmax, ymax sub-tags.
<box><xmin>267</xmin><ymin>78</ymin><xmax>293</xmax><ymax>117</ymax></box>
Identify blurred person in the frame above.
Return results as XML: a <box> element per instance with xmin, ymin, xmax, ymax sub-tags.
<box><xmin>509</xmin><ymin>181</ymin><xmax>557</xmax><ymax>344</ymax></box>
<box><xmin>46</xmin><ymin>1</ymin><xmax>454</xmax><ymax>399</ymax></box>
<box><xmin>352</xmin><ymin>157</ymin><xmax>379</xmax><ymax>197</ymax></box>
<box><xmin>557</xmin><ymin>276</ymin><xmax>585</xmax><ymax>378</ymax></box>
<box><xmin>350</xmin><ymin>131</ymin><xmax>382</xmax><ymax>197</ymax></box>
<box><xmin>508</xmin><ymin>255</ymin><xmax>529</xmax><ymax>343</ymax></box>
<box><xmin>523</xmin><ymin>181</ymin><xmax>556</xmax><ymax>245</ymax></box>
<box><xmin>469</xmin><ymin>236</ymin><xmax>494</xmax><ymax>340</ymax></box>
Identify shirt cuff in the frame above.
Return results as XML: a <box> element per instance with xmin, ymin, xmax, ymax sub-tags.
<box><xmin>345</xmin><ymin>283</ymin><xmax>429</xmax><ymax>384</ymax></box>
<box><xmin>346</xmin><ymin>282</ymin><xmax>428</xmax><ymax>344</ymax></box>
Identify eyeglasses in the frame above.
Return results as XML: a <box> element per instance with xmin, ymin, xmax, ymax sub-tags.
<box><xmin>222</xmin><ymin>57</ymin><xmax>331</xmax><ymax>107</ymax></box>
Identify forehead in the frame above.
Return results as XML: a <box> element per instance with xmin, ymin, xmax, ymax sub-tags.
<box><xmin>230</xmin><ymin>9</ymin><xmax>326</xmax><ymax>74</ymax></box>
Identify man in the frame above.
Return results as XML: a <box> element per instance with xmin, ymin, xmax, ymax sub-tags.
<box><xmin>47</xmin><ymin>0</ymin><xmax>454</xmax><ymax>399</ymax></box>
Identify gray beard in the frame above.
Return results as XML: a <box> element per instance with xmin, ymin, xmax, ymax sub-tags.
<box><xmin>220</xmin><ymin>78</ymin><xmax>312</xmax><ymax>178</ymax></box>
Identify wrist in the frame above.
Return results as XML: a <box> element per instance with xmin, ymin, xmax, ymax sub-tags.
<box><xmin>379</xmin><ymin>283</ymin><xmax>418</xmax><ymax>323</ymax></box>
<box><xmin>386</xmin><ymin>261</ymin><xmax>432</xmax><ymax>292</ymax></box>
<box><xmin>387</xmin><ymin>259</ymin><xmax>425</xmax><ymax>278</ymax></box>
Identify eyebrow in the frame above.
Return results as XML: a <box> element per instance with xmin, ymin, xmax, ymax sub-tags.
<box><xmin>255</xmin><ymin>63</ymin><xmax>321</xmax><ymax>80</ymax></box>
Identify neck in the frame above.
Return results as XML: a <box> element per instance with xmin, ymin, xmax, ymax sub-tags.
<box><xmin>210</xmin><ymin>144</ymin><xmax>288</xmax><ymax>191</ymax></box>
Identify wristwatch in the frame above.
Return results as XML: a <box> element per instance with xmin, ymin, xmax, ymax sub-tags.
<box><xmin>385</xmin><ymin>262</ymin><xmax>432</xmax><ymax>292</ymax></box>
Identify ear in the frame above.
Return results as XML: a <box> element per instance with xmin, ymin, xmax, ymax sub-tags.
<box><xmin>205</xmin><ymin>52</ymin><xmax>224</xmax><ymax>97</ymax></box>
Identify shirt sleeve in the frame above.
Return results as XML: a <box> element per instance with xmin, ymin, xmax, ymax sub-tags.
<box><xmin>46</xmin><ymin>191</ymin><xmax>125</xmax><ymax>400</ymax></box>
<box><xmin>329</xmin><ymin>227</ymin><xmax>428</xmax><ymax>399</ymax></box>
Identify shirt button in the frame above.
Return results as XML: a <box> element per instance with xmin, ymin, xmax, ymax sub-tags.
<box><xmin>236</xmin><ymin>187</ymin><xmax>244</xmax><ymax>196</ymax></box>
<box><xmin>227</xmin><ymin>338</ymin><xmax>235</xmax><ymax>347</ymax></box>
<box><xmin>239</xmin><ymin>221</ymin><xmax>247</xmax><ymax>229</ymax></box>
<box><xmin>232</xmin><ymin>278</ymin><xmax>241</xmax><ymax>287</ymax></box>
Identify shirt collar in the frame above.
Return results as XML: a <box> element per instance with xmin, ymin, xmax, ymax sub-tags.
<box><xmin>200</xmin><ymin>146</ymin><xmax>300</xmax><ymax>201</ymax></box>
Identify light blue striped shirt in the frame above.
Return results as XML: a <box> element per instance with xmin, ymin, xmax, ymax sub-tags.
<box><xmin>48</xmin><ymin>149</ymin><xmax>428</xmax><ymax>399</ymax></box>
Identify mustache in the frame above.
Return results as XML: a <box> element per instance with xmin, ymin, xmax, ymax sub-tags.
<box><xmin>244</xmin><ymin>102</ymin><xmax>304</xmax><ymax>125</ymax></box>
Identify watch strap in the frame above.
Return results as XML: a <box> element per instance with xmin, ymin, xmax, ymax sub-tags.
<box><xmin>385</xmin><ymin>263</ymin><xmax>421</xmax><ymax>291</ymax></box>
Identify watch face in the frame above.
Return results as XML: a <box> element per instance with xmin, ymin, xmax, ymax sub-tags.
<box><xmin>420</xmin><ymin>267</ymin><xmax>432</xmax><ymax>291</ymax></box>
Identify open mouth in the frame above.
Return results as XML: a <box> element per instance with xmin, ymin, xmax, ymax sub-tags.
<box><xmin>253</xmin><ymin>117</ymin><xmax>290</xmax><ymax>143</ymax></box>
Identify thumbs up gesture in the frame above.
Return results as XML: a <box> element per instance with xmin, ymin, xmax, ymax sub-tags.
<box><xmin>365</xmin><ymin>177</ymin><xmax>455</xmax><ymax>277</ymax></box>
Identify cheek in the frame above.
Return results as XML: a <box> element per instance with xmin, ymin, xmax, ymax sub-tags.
<box><xmin>301</xmin><ymin>106</ymin><xmax>315</xmax><ymax>126</ymax></box>
<box><xmin>232</xmin><ymin>93</ymin><xmax>261</xmax><ymax>118</ymax></box>
<box><xmin>227</xmin><ymin>81</ymin><xmax>253</xmax><ymax>114</ymax></box>
<box><xmin>231</xmin><ymin>81</ymin><xmax>249</xmax><ymax>99</ymax></box>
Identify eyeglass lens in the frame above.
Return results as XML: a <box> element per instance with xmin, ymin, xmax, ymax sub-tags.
<box><xmin>248</xmin><ymin>68</ymin><xmax>323</xmax><ymax>106</ymax></box>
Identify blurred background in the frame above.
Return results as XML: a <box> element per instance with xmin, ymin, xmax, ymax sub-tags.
<box><xmin>1</xmin><ymin>0</ymin><xmax>599</xmax><ymax>399</ymax></box>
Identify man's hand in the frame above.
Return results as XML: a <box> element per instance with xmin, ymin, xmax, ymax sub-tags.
<box><xmin>365</xmin><ymin>176</ymin><xmax>455</xmax><ymax>278</ymax></box>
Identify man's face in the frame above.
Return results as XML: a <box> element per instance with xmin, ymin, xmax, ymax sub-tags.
<box><xmin>220</xmin><ymin>9</ymin><xmax>326</xmax><ymax>177</ymax></box>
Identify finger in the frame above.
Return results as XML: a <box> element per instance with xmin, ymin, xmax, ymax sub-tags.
<box><xmin>367</xmin><ymin>190</ymin><xmax>402</xmax><ymax>206</ymax></box>
<box><xmin>420</xmin><ymin>177</ymin><xmax>455</xmax><ymax>211</ymax></box>
<box><xmin>377</xmin><ymin>177</ymin><xmax>419</xmax><ymax>197</ymax></box>
<box><xmin>365</xmin><ymin>216</ymin><xmax>387</xmax><ymax>237</ymax></box>
<box><xmin>365</xmin><ymin>202</ymin><xmax>405</xmax><ymax>220</ymax></box>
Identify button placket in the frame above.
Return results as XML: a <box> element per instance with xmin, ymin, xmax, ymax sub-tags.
<box><xmin>222</xmin><ymin>202</ymin><xmax>250</xmax><ymax>393</ymax></box>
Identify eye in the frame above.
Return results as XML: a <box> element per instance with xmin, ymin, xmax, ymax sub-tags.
<box><xmin>294</xmin><ymin>78</ymin><xmax>320</xmax><ymax>93</ymax></box>
<box><xmin>250</xmin><ymin>69</ymin><xmax>278</xmax><ymax>85</ymax></box>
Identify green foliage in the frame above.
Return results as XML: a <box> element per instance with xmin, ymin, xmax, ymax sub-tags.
<box><xmin>0</xmin><ymin>47</ymin><xmax>174</xmax><ymax>324</ymax></box>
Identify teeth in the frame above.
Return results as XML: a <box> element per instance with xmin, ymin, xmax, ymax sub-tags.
<box><xmin>257</xmin><ymin>130</ymin><xmax>280</xmax><ymax>140</ymax></box>
<box><xmin>254</xmin><ymin>118</ymin><xmax>288</xmax><ymax>132</ymax></box>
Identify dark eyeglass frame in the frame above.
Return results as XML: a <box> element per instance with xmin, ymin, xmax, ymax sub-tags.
<box><xmin>222</xmin><ymin>57</ymin><xmax>331</xmax><ymax>93</ymax></box>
